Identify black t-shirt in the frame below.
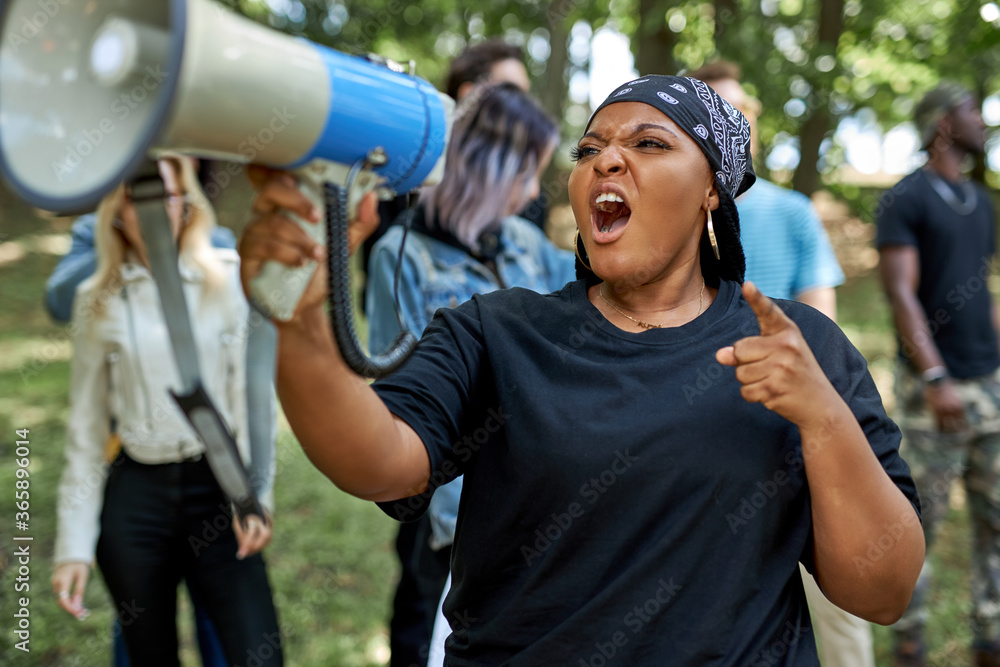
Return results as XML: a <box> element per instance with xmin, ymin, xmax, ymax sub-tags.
<box><xmin>374</xmin><ymin>279</ymin><xmax>918</xmax><ymax>666</ymax></box>
<box><xmin>876</xmin><ymin>168</ymin><xmax>999</xmax><ymax>379</ymax></box>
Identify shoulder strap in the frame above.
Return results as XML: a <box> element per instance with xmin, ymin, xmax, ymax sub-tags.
<box><xmin>132</xmin><ymin>167</ymin><xmax>263</xmax><ymax>524</ymax></box>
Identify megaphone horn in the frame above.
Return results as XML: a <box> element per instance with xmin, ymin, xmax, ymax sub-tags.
<box><xmin>0</xmin><ymin>0</ymin><xmax>452</xmax><ymax>213</ymax></box>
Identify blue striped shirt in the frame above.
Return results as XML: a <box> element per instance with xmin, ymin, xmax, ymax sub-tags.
<box><xmin>737</xmin><ymin>179</ymin><xmax>844</xmax><ymax>300</ymax></box>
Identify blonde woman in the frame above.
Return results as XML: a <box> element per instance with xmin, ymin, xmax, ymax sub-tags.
<box><xmin>51</xmin><ymin>157</ymin><xmax>282</xmax><ymax>666</ymax></box>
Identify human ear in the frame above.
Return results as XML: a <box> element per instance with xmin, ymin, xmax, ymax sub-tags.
<box><xmin>703</xmin><ymin>178</ymin><xmax>720</xmax><ymax>211</ymax></box>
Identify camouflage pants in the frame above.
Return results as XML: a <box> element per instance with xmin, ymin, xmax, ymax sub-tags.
<box><xmin>892</xmin><ymin>364</ymin><xmax>1000</xmax><ymax>643</ymax></box>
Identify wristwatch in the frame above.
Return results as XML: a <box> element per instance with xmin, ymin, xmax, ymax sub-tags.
<box><xmin>921</xmin><ymin>366</ymin><xmax>949</xmax><ymax>387</ymax></box>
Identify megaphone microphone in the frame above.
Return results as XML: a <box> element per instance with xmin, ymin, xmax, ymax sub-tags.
<box><xmin>0</xmin><ymin>0</ymin><xmax>454</xmax><ymax>376</ymax></box>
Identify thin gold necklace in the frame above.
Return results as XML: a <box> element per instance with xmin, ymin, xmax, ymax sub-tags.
<box><xmin>599</xmin><ymin>281</ymin><xmax>705</xmax><ymax>329</ymax></box>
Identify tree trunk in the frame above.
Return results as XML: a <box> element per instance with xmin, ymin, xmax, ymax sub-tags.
<box><xmin>791</xmin><ymin>0</ymin><xmax>843</xmax><ymax>195</ymax></box>
<box><xmin>633</xmin><ymin>0</ymin><xmax>677</xmax><ymax>77</ymax></box>
<box><xmin>541</xmin><ymin>6</ymin><xmax>570</xmax><ymax>122</ymax></box>
<box><xmin>973</xmin><ymin>71</ymin><xmax>988</xmax><ymax>184</ymax></box>
<box><xmin>792</xmin><ymin>108</ymin><xmax>828</xmax><ymax>195</ymax></box>
<box><xmin>536</xmin><ymin>4</ymin><xmax>573</xmax><ymax>209</ymax></box>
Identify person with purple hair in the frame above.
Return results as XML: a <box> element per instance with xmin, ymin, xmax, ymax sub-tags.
<box><xmin>367</xmin><ymin>82</ymin><xmax>574</xmax><ymax>664</ymax></box>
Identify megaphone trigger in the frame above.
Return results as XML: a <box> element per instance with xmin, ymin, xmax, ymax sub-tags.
<box><xmin>248</xmin><ymin>156</ymin><xmax>418</xmax><ymax>378</ymax></box>
<box><xmin>248</xmin><ymin>159</ymin><xmax>382</xmax><ymax>323</ymax></box>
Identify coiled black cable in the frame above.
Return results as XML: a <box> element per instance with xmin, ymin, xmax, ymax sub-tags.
<box><xmin>324</xmin><ymin>181</ymin><xmax>417</xmax><ymax>378</ymax></box>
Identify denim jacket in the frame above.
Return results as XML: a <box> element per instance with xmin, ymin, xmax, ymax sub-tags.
<box><xmin>365</xmin><ymin>209</ymin><xmax>575</xmax><ymax>548</ymax></box>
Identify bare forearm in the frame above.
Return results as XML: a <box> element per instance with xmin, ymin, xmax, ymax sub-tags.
<box><xmin>275</xmin><ymin>307</ymin><xmax>430</xmax><ymax>500</ymax></box>
<box><xmin>721</xmin><ymin>281</ymin><xmax>923</xmax><ymax>622</ymax></box>
<box><xmin>887</xmin><ymin>291</ymin><xmax>944</xmax><ymax>373</ymax></box>
<box><xmin>802</xmin><ymin>403</ymin><xmax>924</xmax><ymax>624</ymax></box>
<box><xmin>796</xmin><ymin>287</ymin><xmax>836</xmax><ymax>322</ymax></box>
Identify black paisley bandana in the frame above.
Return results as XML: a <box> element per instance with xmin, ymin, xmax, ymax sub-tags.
<box><xmin>582</xmin><ymin>74</ymin><xmax>756</xmax><ymax>283</ymax></box>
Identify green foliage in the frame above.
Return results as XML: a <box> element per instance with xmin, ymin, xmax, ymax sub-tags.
<box><xmin>209</xmin><ymin>0</ymin><xmax>997</xmax><ymax>197</ymax></box>
<box><xmin>620</xmin><ymin>0</ymin><xmax>998</xmax><ymax>190</ymax></box>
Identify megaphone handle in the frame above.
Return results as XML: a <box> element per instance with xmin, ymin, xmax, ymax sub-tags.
<box><xmin>248</xmin><ymin>162</ymin><xmax>378</xmax><ymax>321</ymax></box>
<box><xmin>324</xmin><ymin>182</ymin><xmax>417</xmax><ymax>378</ymax></box>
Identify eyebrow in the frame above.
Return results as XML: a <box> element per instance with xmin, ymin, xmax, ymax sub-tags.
<box><xmin>582</xmin><ymin>122</ymin><xmax>681</xmax><ymax>142</ymax></box>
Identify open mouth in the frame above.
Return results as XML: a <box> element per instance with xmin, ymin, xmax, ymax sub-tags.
<box><xmin>593</xmin><ymin>192</ymin><xmax>632</xmax><ymax>237</ymax></box>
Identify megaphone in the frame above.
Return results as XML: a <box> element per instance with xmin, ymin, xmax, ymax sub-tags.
<box><xmin>0</xmin><ymin>0</ymin><xmax>454</xmax><ymax>374</ymax></box>
<box><xmin>0</xmin><ymin>0</ymin><xmax>452</xmax><ymax>208</ymax></box>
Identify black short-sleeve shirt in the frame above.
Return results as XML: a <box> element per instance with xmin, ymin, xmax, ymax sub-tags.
<box><xmin>374</xmin><ymin>278</ymin><xmax>918</xmax><ymax>666</ymax></box>
<box><xmin>876</xmin><ymin>168</ymin><xmax>999</xmax><ymax>379</ymax></box>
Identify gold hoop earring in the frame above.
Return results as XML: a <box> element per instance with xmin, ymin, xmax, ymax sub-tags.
<box><xmin>575</xmin><ymin>231</ymin><xmax>592</xmax><ymax>271</ymax></box>
<box><xmin>706</xmin><ymin>209</ymin><xmax>721</xmax><ymax>261</ymax></box>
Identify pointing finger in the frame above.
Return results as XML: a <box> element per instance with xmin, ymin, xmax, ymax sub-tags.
<box><xmin>716</xmin><ymin>346</ymin><xmax>737</xmax><ymax>367</ymax></box>
<box><xmin>743</xmin><ymin>281</ymin><xmax>793</xmax><ymax>335</ymax></box>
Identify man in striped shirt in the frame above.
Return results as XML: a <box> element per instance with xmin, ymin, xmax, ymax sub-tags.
<box><xmin>690</xmin><ymin>62</ymin><xmax>844</xmax><ymax>319</ymax></box>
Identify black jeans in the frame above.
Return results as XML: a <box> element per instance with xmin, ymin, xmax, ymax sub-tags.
<box><xmin>96</xmin><ymin>452</ymin><xmax>282</xmax><ymax>667</ymax></box>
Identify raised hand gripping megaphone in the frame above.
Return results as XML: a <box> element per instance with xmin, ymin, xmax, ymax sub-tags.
<box><xmin>0</xmin><ymin>0</ymin><xmax>453</xmax><ymax>374</ymax></box>
<box><xmin>0</xmin><ymin>0</ymin><xmax>452</xmax><ymax>522</ymax></box>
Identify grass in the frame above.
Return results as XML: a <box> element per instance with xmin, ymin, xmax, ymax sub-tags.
<box><xmin>0</xmin><ymin>194</ymin><xmax>984</xmax><ymax>665</ymax></box>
